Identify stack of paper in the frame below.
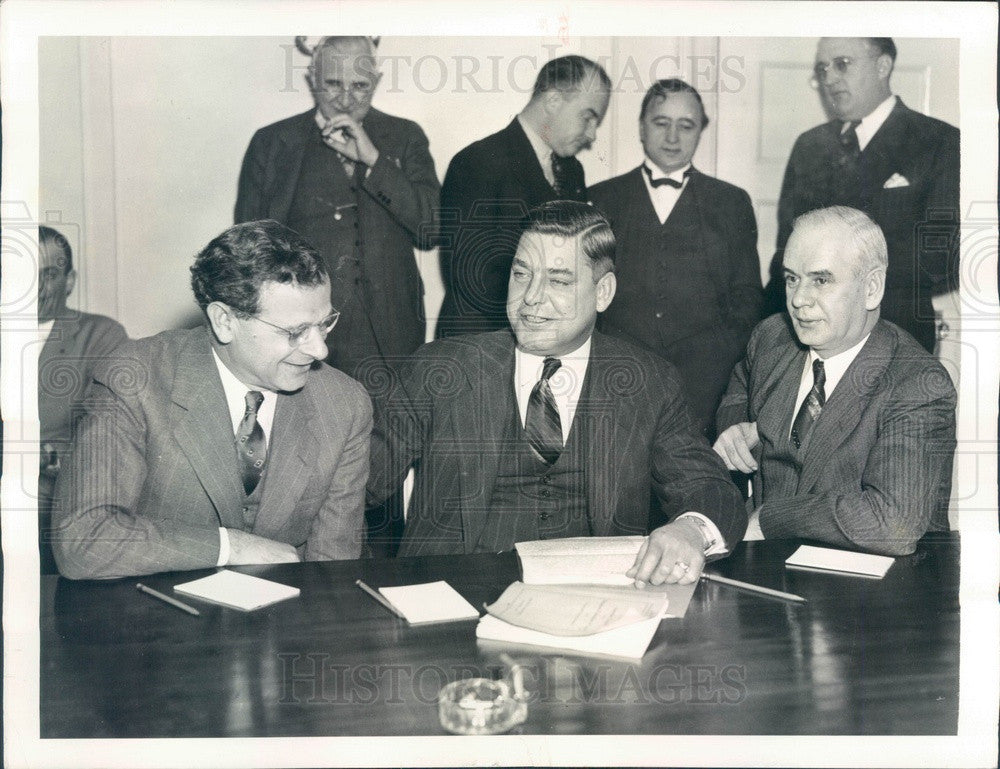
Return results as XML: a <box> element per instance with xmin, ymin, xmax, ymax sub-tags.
<box><xmin>476</xmin><ymin>536</ymin><xmax>698</xmax><ymax>658</ymax></box>
<box><xmin>174</xmin><ymin>570</ymin><xmax>300</xmax><ymax>611</ymax></box>
<box><xmin>378</xmin><ymin>581</ymin><xmax>480</xmax><ymax>625</ymax></box>
<box><xmin>785</xmin><ymin>545</ymin><xmax>895</xmax><ymax>578</ymax></box>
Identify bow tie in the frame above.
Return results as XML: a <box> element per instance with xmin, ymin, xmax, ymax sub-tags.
<box><xmin>643</xmin><ymin>164</ymin><xmax>689</xmax><ymax>189</ymax></box>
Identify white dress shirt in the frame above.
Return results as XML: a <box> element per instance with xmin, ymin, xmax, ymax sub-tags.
<box><xmin>853</xmin><ymin>94</ymin><xmax>897</xmax><ymax>152</ymax></box>
<box><xmin>745</xmin><ymin>332</ymin><xmax>872</xmax><ymax>540</ymax></box>
<box><xmin>517</xmin><ymin>114</ymin><xmax>556</xmax><ymax>187</ymax></box>
<box><xmin>641</xmin><ymin>158</ymin><xmax>691</xmax><ymax>224</ymax></box>
<box><xmin>211</xmin><ymin>348</ymin><xmax>279</xmax><ymax>565</ymax></box>
<box><xmin>514</xmin><ymin>337</ymin><xmax>726</xmax><ymax>555</ymax></box>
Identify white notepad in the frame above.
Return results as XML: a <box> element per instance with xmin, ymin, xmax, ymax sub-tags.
<box><xmin>785</xmin><ymin>545</ymin><xmax>895</xmax><ymax>578</ymax></box>
<box><xmin>174</xmin><ymin>569</ymin><xmax>300</xmax><ymax>611</ymax></box>
<box><xmin>378</xmin><ymin>581</ymin><xmax>480</xmax><ymax>625</ymax></box>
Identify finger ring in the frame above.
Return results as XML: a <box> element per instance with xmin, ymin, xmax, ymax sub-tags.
<box><xmin>677</xmin><ymin>562</ymin><xmax>690</xmax><ymax>573</ymax></box>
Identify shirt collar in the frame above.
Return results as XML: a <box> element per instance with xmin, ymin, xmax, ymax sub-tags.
<box><xmin>515</xmin><ymin>336</ymin><xmax>592</xmax><ymax>390</ymax></box>
<box><xmin>210</xmin><ymin>345</ymin><xmax>278</xmax><ymax>437</ymax></box>
<box><xmin>517</xmin><ymin>114</ymin><xmax>555</xmax><ymax>171</ymax></box>
<box><xmin>807</xmin><ymin>331</ymin><xmax>871</xmax><ymax>397</ymax></box>
<box><xmin>643</xmin><ymin>157</ymin><xmax>691</xmax><ymax>184</ymax></box>
<box><xmin>855</xmin><ymin>94</ymin><xmax>897</xmax><ymax>148</ymax></box>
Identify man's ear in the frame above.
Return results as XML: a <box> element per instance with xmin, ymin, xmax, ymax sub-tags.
<box><xmin>864</xmin><ymin>268</ymin><xmax>886</xmax><ymax>310</ymax></box>
<box><xmin>876</xmin><ymin>53</ymin><xmax>893</xmax><ymax>81</ymax></box>
<box><xmin>595</xmin><ymin>271</ymin><xmax>617</xmax><ymax>313</ymax></box>
<box><xmin>64</xmin><ymin>269</ymin><xmax>77</xmax><ymax>298</ymax></box>
<box><xmin>206</xmin><ymin>301</ymin><xmax>237</xmax><ymax>344</ymax></box>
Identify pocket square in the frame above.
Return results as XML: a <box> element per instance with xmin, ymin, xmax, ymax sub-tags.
<box><xmin>883</xmin><ymin>173</ymin><xmax>910</xmax><ymax>189</ymax></box>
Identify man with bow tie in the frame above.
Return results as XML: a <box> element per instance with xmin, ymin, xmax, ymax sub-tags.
<box><xmin>589</xmin><ymin>79</ymin><xmax>763</xmax><ymax>441</ymax></box>
<box><xmin>715</xmin><ymin>207</ymin><xmax>956</xmax><ymax>556</ymax></box>
<box><xmin>235</xmin><ymin>36</ymin><xmax>439</xmax><ymax>379</ymax></box>
<box><xmin>769</xmin><ymin>38</ymin><xmax>960</xmax><ymax>353</ymax></box>
<box><xmin>367</xmin><ymin>201</ymin><xmax>747</xmax><ymax>586</ymax></box>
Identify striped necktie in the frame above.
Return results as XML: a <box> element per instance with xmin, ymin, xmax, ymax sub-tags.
<box><xmin>791</xmin><ymin>359</ymin><xmax>826</xmax><ymax>450</ymax></box>
<box><xmin>524</xmin><ymin>357</ymin><xmax>563</xmax><ymax>465</ymax></box>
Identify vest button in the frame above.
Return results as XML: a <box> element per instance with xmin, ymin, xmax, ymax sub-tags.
<box><xmin>540</xmin><ymin>488</ymin><xmax>551</xmax><ymax>498</ymax></box>
<box><xmin>541</xmin><ymin>476</ymin><xmax>551</xmax><ymax>485</ymax></box>
<box><xmin>539</xmin><ymin>512</ymin><xmax>550</xmax><ymax>520</ymax></box>
<box><xmin>655</xmin><ymin>311</ymin><xmax>664</xmax><ymax>319</ymax></box>
<box><xmin>242</xmin><ymin>506</ymin><xmax>249</xmax><ymax>514</ymax></box>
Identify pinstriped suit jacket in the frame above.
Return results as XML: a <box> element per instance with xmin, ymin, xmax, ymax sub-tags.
<box><xmin>52</xmin><ymin>328</ymin><xmax>372</xmax><ymax>579</ymax></box>
<box><xmin>716</xmin><ymin>315</ymin><xmax>956</xmax><ymax>556</ymax></box>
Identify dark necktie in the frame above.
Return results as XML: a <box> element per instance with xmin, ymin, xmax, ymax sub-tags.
<box><xmin>642</xmin><ymin>164</ymin><xmax>687</xmax><ymax>189</ymax></box>
<box><xmin>839</xmin><ymin>120</ymin><xmax>861</xmax><ymax>161</ymax></box>
<box><xmin>236</xmin><ymin>390</ymin><xmax>267</xmax><ymax>495</ymax></box>
<box><xmin>791</xmin><ymin>359</ymin><xmax>826</xmax><ymax>450</ymax></box>
<box><xmin>550</xmin><ymin>153</ymin><xmax>573</xmax><ymax>198</ymax></box>
<box><xmin>524</xmin><ymin>357</ymin><xmax>563</xmax><ymax>465</ymax></box>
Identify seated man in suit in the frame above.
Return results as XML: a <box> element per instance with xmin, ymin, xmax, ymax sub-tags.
<box><xmin>590</xmin><ymin>79</ymin><xmax>763</xmax><ymax>440</ymax></box>
<box><xmin>52</xmin><ymin>221</ymin><xmax>373</xmax><ymax>579</ymax></box>
<box><xmin>367</xmin><ymin>201</ymin><xmax>747</xmax><ymax>586</ymax></box>
<box><xmin>435</xmin><ymin>55</ymin><xmax>611</xmax><ymax>337</ymax></box>
<box><xmin>37</xmin><ymin>225</ymin><xmax>127</xmax><ymax>572</ymax></box>
<box><xmin>715</xmin><ymin>206</ymin><xmax>956</xmax><ymax>556</ymax></box>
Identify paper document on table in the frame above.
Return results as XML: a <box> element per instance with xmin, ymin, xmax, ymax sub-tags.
<box><xmin>785</xmin><ymin>545</ymin><xmax>895</xmax><ymax>578</ymax></box>
<box><xmin>476</xmin><ymin>614</ymin><xmax>662</xmax><ymax>660</ymax></box>
<box><xmin>485</xmin><ymin>581</ymin><xmax>668</xmax><ymax>636</ymax></box>
<box><xmin>378</xmin><ymin>581</ymin><xmax>480</xmax><ymax>624</ymax></box>
<box><xmin>174</xmin><ymin>570</ymin><xmax>299</xmax><ymax>611</ymax></box>
<box><xmin>516</xmin><ymin>536</ymin><xmax>645</xmax><ymax>585</ymax></box>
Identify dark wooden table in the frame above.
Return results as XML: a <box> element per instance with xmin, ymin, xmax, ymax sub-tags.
<box><xmin>40</xmin><ymin>535</ymin><xmax>960</xmax><ymax>737</ymax></box>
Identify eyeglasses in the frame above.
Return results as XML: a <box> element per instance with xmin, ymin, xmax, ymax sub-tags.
<box><xmin>249</xmin><ymin>311</ymin><xmax>340</xmax><ymax>347</ymax></box>
<box><xmin>810</xmin><ymin>56</ymin><xmax>870</xmax><ymax>88</ymax></box>
<box><xmin>317</xmin><ymin>81</ymin><xmax>376</xmax><ymax>98</ymax></box>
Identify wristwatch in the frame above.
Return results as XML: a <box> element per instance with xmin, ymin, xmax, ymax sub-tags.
<box><xmin>684</xmin><ymin>515</ymin><xmax>720</xmax><ymax>555</ymax></box>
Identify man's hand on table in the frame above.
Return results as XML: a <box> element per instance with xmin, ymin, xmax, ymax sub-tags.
<box><xmin>626</xmin><ymin>518</ymin><xmax>706</xmax><ymax>587</ymax></box>
<box><xmin>226</xmin><ymin>529</ymin><xmax>301</xmax><ymax>565</ymax></box>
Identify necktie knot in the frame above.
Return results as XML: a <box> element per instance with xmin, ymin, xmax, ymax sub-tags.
<box><xmin>643</xmin><ymin>164</ymin><xmax>687</xmax><ymax>189</ymax></box>
<box><xmin>541</xmin><ymin>356</ymin><xmax>562</xmax><ymax>382</ymax></box>
<box><xmin>244</xmin><ymin>390</ymin><xmax>264</xmax><ymax>416</ymax></box>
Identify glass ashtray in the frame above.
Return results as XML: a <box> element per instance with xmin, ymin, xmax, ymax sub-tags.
<box><xmin>437</xmin><ymin>678</ymin><xmax>528</xmax><ymax>735</ymax></box>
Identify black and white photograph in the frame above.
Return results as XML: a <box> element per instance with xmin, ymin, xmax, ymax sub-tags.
<box><xmin>1</xmin><ymin>1</ymin><xmax>997</xmax><ymax>767</ymax></box>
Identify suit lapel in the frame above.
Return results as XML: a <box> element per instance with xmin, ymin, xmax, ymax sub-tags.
<box><xmin>502</xmin><ymin>119</ymin><xmax>558</xmax><ymax>205</ymax></box>
<box><xmin>268</xmin><ymin>111</ymin><xmax>314</xmax><ymax>220</ymax></box>
<box><xmin>580</xmin><ymin>333</ymin><xmax>639</xmax><ymax>536</ymax></box>
<box><xmin>757</xmin><ymin>337</ymin><xmax>808</xmax><ymax>450</ymax></box>
<box><xmin>797</xmin><ymin>322</ymin><xmax>894</xmax><ymax>492</ymax></box>
<box><xmin>258</xmin><ymin>388</ymin><xmax>319</xmax><ymax>533</ymax></box>
<box><xmin>457</xmin><ymin>333</ymin><xmax>517</xmax><ymax>551</ymax></box>
<box><xmin>170</xmin><ymin>332</ymin><xmax>245</xmax><ymax>528</ymax></box>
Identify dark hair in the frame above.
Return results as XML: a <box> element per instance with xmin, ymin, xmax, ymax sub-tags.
<box><xmin>868</xmin><ymin>38</ymin><xmax>897</xmax><ymax>62</ymax></box>
<box><xmin>522</xmin><ymin>200</ymin><xmax>615</xmax><ymax>280</ymax></box>
<box><xmin>190</xmin><ymin>220</ymin><xmax>328</xmax><ymax>315</ymax></box>
<box><xmin>531</xmin><ymin>55</ymin><xmax>611</xmax><ymax>99</ymax></box>
<box><xmin>38</xmin><ymin>225</ymin><xmax>73</xmax><ymax>273</ymax></box>
<box><xmin>640</xmin><ymin>78</ymin><xmax>709</xmax><ymax>127</ymax></box>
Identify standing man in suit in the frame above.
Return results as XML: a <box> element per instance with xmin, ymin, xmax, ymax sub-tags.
<box><xmin>368</xmin><ymin>202</ymin><xmax>746</xmax><ymax>585</ymax></box>
<box><xmin>590</xmin><ymin>79</ymin><xmax>763</xmax><ymax>440</ymax></box>
<box><xmin>52</xmin><ymin>221</ymin><xmax>372</xmax><ymax>579</ymax></box>
<box><xmin>435</xmin><ymin>55</ymin><xmax>611</xmax><ymax>338</ymax></box>
<box><xmin>37</xmin><ymin>225</ymin><xmax>127</xmax><ymax>572</ymax></box>
<box><xmin>715</xmin><ymin>207</ymin><xmax>956</xmax><ymax>556</ymax></box>
<box><xmin>770</xmin><ymin>38</ymin><xmax>959</xmax><ymax>353</ymax></box>
<box><xmin>235</xmin><ymin>36</ymin><xmax>439</xmax><ymax>378</ymax></box>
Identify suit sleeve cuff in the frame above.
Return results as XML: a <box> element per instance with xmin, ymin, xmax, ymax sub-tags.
<box><xmin>217</xmin><ymin>527</ymin><xmax>231</xmax><ymax>567</ymax></box>
<box><xmin>677</xmin><ymin>512</ymin><xmax>727</xmax><ymax>556</ymax></box>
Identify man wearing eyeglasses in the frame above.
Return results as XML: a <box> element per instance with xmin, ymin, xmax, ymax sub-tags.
<box><xmin>235</xmin><ymin>36</ymin><xmax>439</xmax><ymax>379</ymax></box>
<box><xmin>770</xmin><ymin>38</ymin><xmax>959</xmax><ymax>354</ymax></box>
<box><xmin>52</xmin><ymin>221</ymin><xmax>373</xmax><ymax>579</ymax></box>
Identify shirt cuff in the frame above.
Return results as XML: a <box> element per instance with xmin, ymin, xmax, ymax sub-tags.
<box><xmin>744</xmin><ymin>507</ymin><xmax>765</xmax><ymax>541</ymax></box>
<box><xmin>676</xmin><ymin>512</ymin><xmax>727</xmax><ymax>556</ymax></box>
<box><xmin>217</xmin><ymin>527</ymin><xmax>231</xmax><ymax>567</ymax></box>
